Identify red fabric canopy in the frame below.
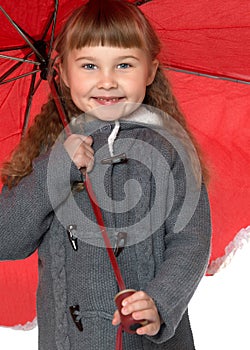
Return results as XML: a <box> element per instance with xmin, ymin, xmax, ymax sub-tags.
<box><xmin>0</xmin><ymin>0</ymin><xmax>249</xmax><ymax>327</ymax></box>
<box><xmin>146</xmin><ymin>0</ymin><xmax>250</xmax><ymax>82</ymax></box>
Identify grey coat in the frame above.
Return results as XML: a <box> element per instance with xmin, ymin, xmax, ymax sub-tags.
<box><xmin>0</xmin><ymin>112</ymin><xmax>211</xmax><ymax>350</ymax></box>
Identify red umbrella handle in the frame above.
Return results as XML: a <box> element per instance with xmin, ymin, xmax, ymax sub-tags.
<box><xmin>84</xmin><ymin>173</ymin><xmax>126</xmax><ymax>291</ymax></box>
<box><xmin>48</xmin><ymin>77</ymin><xmax>72</xmax><ymax>136</ymax></box>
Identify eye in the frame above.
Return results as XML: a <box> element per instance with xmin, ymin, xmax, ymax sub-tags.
<box><xmin>82</xmin><ymin>63</ymin><xmax>97</xmax><ymax>70</ymax></box>
<box><xmin>117</xmin><ymin>63</ymin><xmax>131</xmax><ymax>69</ymax></box>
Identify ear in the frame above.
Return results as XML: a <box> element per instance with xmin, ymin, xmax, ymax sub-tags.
<box><xmin>146</xmin><ymin>59</ymin><xmax>159</xmax><ymax>86</ymax></box>
<box><xmin>59</xmin><ymin>62</ymin><xmax>69</xmax><ymax>88</ymax></box>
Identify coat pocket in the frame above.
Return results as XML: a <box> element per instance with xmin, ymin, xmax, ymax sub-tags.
<box><xmin>68</xmin><ymin>309</ymin><xmax>116</xmax><ymax>349</ymax></box>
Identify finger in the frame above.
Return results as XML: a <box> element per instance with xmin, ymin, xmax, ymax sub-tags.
<box><xmin>122</xmin><ymin>291</ymin><xmax>149</xmax><ymax>307</ymax></box>
<box><xmin>122</xmin><ymin>290</ymin><xmax>151</xmax><ymax>306</ymax></box>
<box><xmin>79</xmin><ymin>143</ymin><xmax>94</xmax><ymax>156</ymax></box>
<box><xmin>83</xmin><ymin>149</ymin><xmax>95</xmax><ymax>171</ymax></box>
<box><xmin>78</xmin><ymin>147</ymin><xmax>94</xmax><ymax>159</ymax></box>
<box><xmin>64</xmin><ymin>135</ymin><xmax>90</xmax><ymax>158</ymax></box>
<box><xmin>132</xmin><ymin>308</ymin><xmax>158</xmax><ymax>323</ymax></box>
<box><xmin>73</xmin><ymin>144</ymin><xmax>94</xmax><ymax>170</ymax></box>
<box><xmin>121</xmin><ymin>297</ymin><xmax>154</xmax><ymax>316</ymax></box>
<box><xmin>136</xmin><ymin>321</ymin><xmax>160</xmax><ymax>336</ymax></box>
<box><xmin>112</xmin><ymin>310</ymin><xmax>121</xmax><ymax>326</ymax></box>
<box><xmin>86</xmin><ymin>157</ymin><xmax>94</xmax><ymax>173</ymax></box>
<box><xmin>74</xmin><ymin>153</ymin><xmax>94</xmax><ymax>171</ymax></box>
<box><xmin>64</xmin><ymin>135</ymin><xmax>93</xmax><ymax>153</ymax></box>
<box><xmin>79</xmin><ymin>135</ymin><xmax>93</xmax><ymax>146</ymax></box>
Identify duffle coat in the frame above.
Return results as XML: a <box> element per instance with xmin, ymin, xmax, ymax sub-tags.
<box><xmin>0</xmin><ymin>107</ymin><xmax>211</xmax><ymax>349</ymax></box>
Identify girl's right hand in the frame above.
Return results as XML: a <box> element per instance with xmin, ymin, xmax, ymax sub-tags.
<box><xmin>63</xmin><ymin>134</ymin><xmax>94</xmax><ymax>172</ymax></box>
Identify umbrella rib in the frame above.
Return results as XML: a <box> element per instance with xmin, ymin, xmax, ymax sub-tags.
<box><xmin>41</xmin><ymin>0</ymin><xmax>58</xmax><ymax>42</ymax></box>
<box><xmin>0</xmin><ymin>45</ymin><xmax>30</xmax><ymax>52</ymax></box>
<box><xmin>33</xmin><ymin>76</ymin><xmax>43</xmax><ymax>97</ymax></box>
<box><xmin>0</xmin><ymin>61</ymin><xmax>23</xmax><ymax>83</ymax></box>
<box><xmin>41</xmin><ymin>13</ymin><xmax>54</xmax><ymax>42</ymax></box>
<box><xmin>164</xmin><ymin>66</ymin><xmax>250</xmax><ymax>85</ymax></box>
<box><xmin>22</xmin><ymin>72</ymin><xmax>37</xmax><ymax>135</ymax></box>
<box><xmin>48</xmin><ymin>0</ymin><xmax>59</xmax><ymax>57</ymax></box>
<box><xmin>0</xmin><ymin>6</ymin><xmax>46</xmax><ymax>63</ymax></box>
<box><xmin>0</xmin><ymin>51</ymin><xmax>34</xmax><ymax>83</ymax></box>
<box><xmin>0</xmin><ymin>8</ymin><xmax>35</xmax><ymax>43</ymax></box>
<box><xmin>0</xmin><ymin>70</ymin><xmax>40</xmax><ymax>85</ymax></box>
<box><xmin>0</xmin><ymin>54</ymin><xmax>40</xmax><ymax>66</ymax></box>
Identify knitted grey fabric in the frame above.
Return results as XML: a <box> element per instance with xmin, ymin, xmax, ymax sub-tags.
<box><xmin>0</xmin><ymin>112</ymin><xmax>211</xmax><ymax>349</ymax></box>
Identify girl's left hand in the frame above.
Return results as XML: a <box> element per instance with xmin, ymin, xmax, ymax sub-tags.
<box><xmin>112</xmin><ymin>291</ymin><xmax>162</xmax><ymax>336</ymax></box>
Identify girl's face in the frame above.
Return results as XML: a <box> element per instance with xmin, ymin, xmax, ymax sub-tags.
<box><xmin>60</xmin><ymin>45</ymin><xmax>158</xmax><ymax>120</ymax></box>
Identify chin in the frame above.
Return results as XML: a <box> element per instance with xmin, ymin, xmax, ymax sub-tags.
<box><xmin>87</xmin><ymin>102</ymin><xmax>141</xmax><ymax>121</ymax></box>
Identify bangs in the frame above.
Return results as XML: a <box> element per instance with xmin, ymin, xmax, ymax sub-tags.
<box><xmin>67</xmin><ymin>4</ymin><xmax>145</xmax><ymax>50</ymax></box>
<box><xmin>56</xmin><ymin>0</ymin><xmax>161</xmax><ymax>60</ymax></box>
<box><xmin>70</xmin><ymin>20</ymin><xmax>145</xmax><ymax>50</ymax></box>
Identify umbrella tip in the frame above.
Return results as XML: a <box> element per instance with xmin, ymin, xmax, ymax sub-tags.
<box><xmin>134</xmin><ymin>0</ymin><xmax>152</xmax><ymax>6</ymax></box>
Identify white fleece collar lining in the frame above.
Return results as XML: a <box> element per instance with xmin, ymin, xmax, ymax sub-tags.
<box><xmin>122</xmin><ymin>106</ymin><xmax>163</xmax><ymax>127</ymax></box>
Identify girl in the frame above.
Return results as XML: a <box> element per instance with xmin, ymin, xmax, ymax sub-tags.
<box><xmin>0</xmin><ymin>0</ymin><xmax>211</xmax><ymax>349</ymax></box>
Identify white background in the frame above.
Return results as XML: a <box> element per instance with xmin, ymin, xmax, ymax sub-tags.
<box><xmin>0</xmin><ymin>234</ymin><xmax>249</xmax><ymax>350</ymax></box>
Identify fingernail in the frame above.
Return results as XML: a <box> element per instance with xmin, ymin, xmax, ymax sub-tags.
<box><xmin>137</xmin><ymin>328</ymin><xmax>143</xmax><ymax>335</ymax></box>
<box><xmin>122</xmin><ymin>307</ymin><xmax>127</xmax><ymax>314</ymax></box>
<box><xmin>122</xmin><ymin>300</ymin><xmax>127</xmax><ymax>306</ymax></box>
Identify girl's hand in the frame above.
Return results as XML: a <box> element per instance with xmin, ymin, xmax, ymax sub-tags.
<box><xmin>112</xmin><ymin>291</ymin><xmax>162</xmax><ymax>336</ymax></box>
<box><xmin>63</xmin><ymin>134</ymin><xmax>94</xmax><ymax>172</ymax></box>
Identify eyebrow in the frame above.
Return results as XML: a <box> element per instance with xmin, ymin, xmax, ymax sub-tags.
<box><xmin>75</xmin><ymin>55</ymin><xmax>140</xmax><ymax>62</ymax></box>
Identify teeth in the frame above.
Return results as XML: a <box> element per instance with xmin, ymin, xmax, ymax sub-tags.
<box><xmin>97</xmin><ymin>97</ymin><xmax>119</xmax><ymax>101</ymax></box>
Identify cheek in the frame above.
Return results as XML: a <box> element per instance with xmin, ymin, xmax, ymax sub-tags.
<box><xmin>127</xmin><ymin>76</ymin><xmax>147</xmax><ymax>93</ymax></box>
<box><xmin>67</xmin><ymin>86</ymin><xmax>84</xmax><ymax>110</ymax></box>
<box><xmin>69</xmin><ymin>81</ymin><xmax>87</xmax><ymax>99</ymax></box>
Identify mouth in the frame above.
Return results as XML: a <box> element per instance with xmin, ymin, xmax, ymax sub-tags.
<box><xmin>92</xmin><ymin>96</ymin><xmax>125</xmax><ymax>105</ymax></box>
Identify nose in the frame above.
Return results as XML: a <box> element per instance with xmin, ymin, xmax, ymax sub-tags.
<box><xmin>97</xmin><ymin>70</ymin><xmax>118</xmax><ymax>90</ymax></box>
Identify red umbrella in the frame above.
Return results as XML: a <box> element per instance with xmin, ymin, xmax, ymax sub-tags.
<box><xmin>0</xmin><ymin>0</ymin><xmax>250</xmax><ymax>327</ymax></box>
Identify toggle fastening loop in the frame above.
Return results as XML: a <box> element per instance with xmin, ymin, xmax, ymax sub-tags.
<box><xmin>114</xmin><ymin>232</ymin><xmax>127</xmax><ymax>257</ymax></box>
<box><xmin>101</xmin><ymin>153</ymin><xmax>128</xmax><ymax>165</ymax></box>
<box><xmin>67</xmin><ymin>224</ymin><xmax>78</xmax><ymax>251</ymax></box>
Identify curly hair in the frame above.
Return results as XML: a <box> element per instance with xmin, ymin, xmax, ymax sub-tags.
<box><xmin>1</xmin><ymin>0</ymin><xmax>208</xmax><ymax>188</ymax></box>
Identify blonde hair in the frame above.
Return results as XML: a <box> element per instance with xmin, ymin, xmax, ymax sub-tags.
<box><xmin>1</xmin><ymin>0</ymin><xmax>208</xmax><ymax>188</ymax></box>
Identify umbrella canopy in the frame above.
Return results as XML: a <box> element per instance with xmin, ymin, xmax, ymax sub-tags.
<box><xmin>0</xmin><ymin>0</ymin><xmax>250</xmax><ymax>327</ymax></box>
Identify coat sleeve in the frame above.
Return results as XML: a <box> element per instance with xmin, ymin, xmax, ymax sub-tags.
<box><xmin>145</xmin><ymin>140</ymin><xmax>212</xmax><ymax>344</ymax></box>
<box><xmin>0</xmin><ymin>143</ymin><xmax>83</xmax><ymax>260</ymax></box>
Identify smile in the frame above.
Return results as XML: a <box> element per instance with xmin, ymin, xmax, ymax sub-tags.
<box><xmin>93</xmin><ymin>97</ymin><xmax>125</xmax><ymax>105</ymax></box>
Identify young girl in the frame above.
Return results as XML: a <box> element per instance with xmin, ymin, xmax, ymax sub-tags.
<box><xmin>0</xmin><ymin>1</ymin><xmax>211</xmax><ymax>349</ymax></box>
